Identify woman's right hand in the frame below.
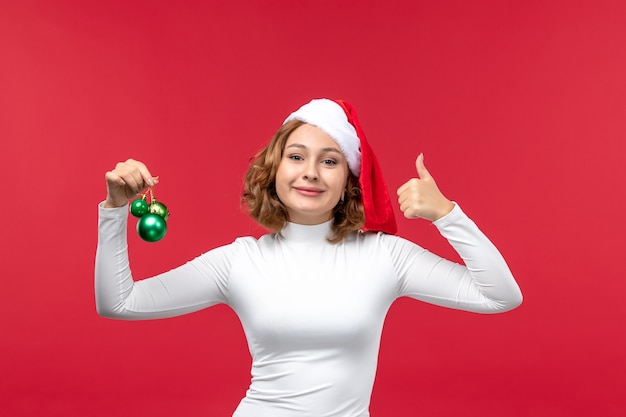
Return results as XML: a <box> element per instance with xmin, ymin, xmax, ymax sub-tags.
<box><xmin>104</xmin><ymin>159</ymin><xmax>157</xmax><ymax>208</ymax></box>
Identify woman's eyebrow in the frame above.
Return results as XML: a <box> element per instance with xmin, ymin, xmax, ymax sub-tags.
<box><xmin>286</xmin><ymin>143</ymin><xmax>343</xmax><ymax>155</ymax></box>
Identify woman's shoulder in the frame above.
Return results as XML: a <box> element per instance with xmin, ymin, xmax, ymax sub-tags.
<box><xmin>231</xmin><ymin>231</ymin><xmax>280</xmax><ymax>249</ymax></box>
<box><xmin>345</xmin><ymin>229</ymin><xmax>414</xmax><ymax>247</ymax></box>
<box><xmin>193</xmin><ymin>233</ymin><xmax>275</xmax><ymax>264</ymax></box>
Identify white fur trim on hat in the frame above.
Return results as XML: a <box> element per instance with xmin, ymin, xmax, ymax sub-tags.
<box><xmin>283</xmin><ymin>99</ymin><xmax>361</xmax><ymax>177</ymax></box>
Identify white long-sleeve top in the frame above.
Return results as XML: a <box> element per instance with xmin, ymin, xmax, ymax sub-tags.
<box><xmin>95</xmin><ymin>203</ymin><xmax>522</xmax><ymax>417</ymax></box>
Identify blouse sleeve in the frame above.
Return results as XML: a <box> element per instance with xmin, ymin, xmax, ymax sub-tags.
<box><xmin>384</xmin><ymin>204</ymin><xmax>523</xmax><ymax>313</ymax></box>
<box><xmin>94</xmin><ymin>203</ymin><xmax>231</xmax><ymax>320</ymax></box>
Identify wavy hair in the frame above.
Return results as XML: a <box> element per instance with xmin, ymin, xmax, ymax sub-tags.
<box><xmin>241</xmin><ymin>119</ymin><xmax>364</xmax><ymax>243</ymax></box>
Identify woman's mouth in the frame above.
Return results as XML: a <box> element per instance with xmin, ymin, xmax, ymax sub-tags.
<box><xmin>294</xmin><ymin>187</ymin><xmax>324</xmax><ymax>196</ymax></box>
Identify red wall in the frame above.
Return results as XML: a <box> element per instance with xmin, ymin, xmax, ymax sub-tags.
<box><xmin>1</xmin><ymin>1</ymin><xmax>624</xmax><ymax>415</ymax></box>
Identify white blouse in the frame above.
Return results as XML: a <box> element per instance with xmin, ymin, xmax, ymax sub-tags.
<box><xmin>95</xmin><ymin>203</ymin><xmax>522</xmax><ymax>417</ymax></box>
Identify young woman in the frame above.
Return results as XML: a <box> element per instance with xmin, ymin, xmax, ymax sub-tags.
<box><xmin>95</xmin><ymin>98</ymin><xmax>522</xmax><ymax>417</ymax></box>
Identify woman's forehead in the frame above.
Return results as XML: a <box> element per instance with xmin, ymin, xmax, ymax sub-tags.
<box><xmin>287</xmin><ymin>123</ymin><xmax>342</xmax><ymax>151</ymax></box>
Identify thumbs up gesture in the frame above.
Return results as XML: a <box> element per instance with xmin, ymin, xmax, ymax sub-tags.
<box><xmin>396</xmin><ymin>153</ymin><xmax>454</xmax><ymax>221</ymax></box>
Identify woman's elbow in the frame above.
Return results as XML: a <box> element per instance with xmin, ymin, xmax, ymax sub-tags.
<box><xmin>95</xmin><ymin>303</ymin><xmax>116</xmax><ymax>319</ymax></box>
<box><xmin>497</xmin><ymin>287</ymin><xmax>523</xmax><ymax>313</ymax></box>
<box><xmin>95</xmin><ymin>300</ymin><xmax>127</xmax><ymax>319</ymax></box>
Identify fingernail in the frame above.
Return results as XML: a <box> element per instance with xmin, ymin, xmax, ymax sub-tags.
<box><xmin>147</xmin><ymin>178</ymin><xmax>155</xmax><ymax>186</ymax></box>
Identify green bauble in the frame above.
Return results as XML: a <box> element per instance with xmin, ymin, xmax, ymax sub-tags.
<box><xmin>137</xmin><ymin>213</ymin><xmax>167</xmax><ymax>242</ymax></box>
<box><xmin>149</xmin><ymin>200</ymin><xmax>169</xmax><ymax>221</ymax></box>
<box><xmin>130</xmin><ymin>198</ymin><xmax>150</xmax><ymax>218</ymax></box>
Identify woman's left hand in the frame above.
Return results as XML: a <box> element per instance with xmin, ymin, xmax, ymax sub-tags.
<box><xmin>396</xmin><ymin>153</ymin><xmax>454</xmax><ymax>221</ymax></box>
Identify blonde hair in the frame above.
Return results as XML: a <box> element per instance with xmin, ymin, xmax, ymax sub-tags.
<box><xmin>241</xmin><ymin>119</ymin><xmax>365</xmax><ymax>243</ymax></box>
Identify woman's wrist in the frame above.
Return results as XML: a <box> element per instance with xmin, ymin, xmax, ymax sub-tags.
<box><xmin>103</xmin><ymin>196</ymin><xmax>128</xmax><ymax>208</ymax></box>
<box><xmin>432</xmin><ymin>200</ymin><xmax>455</xmax><ymax>221</ymax></box>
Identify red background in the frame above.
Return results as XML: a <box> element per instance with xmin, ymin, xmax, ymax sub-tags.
<box><xmin>1</xmin><ymin>1</ymin><xmax>625</xmax><ymax>416</ymax></box>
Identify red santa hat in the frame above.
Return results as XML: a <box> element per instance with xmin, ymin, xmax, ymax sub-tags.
<box><xmin>283</xmin><ymin>98</ymin><xmax>398</xmax><ymax>235</ymax></box>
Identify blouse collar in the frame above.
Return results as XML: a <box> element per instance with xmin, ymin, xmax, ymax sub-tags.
<box><xmin>278</xmin><ymin>220</ymin><xmax>333</xmax><ymax>244</ymax></box>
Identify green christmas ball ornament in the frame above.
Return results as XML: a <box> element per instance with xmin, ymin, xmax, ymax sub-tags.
<box><xmin>137</xmin><ymin>213</ymin><xmax>167</xmax><ymax>242</ymax></box>
<box><xmin>131</xmin><ymin>182</ymin><xmax>169</xmax><ymax>243</ymax></box>
<box><xmin>129</xmin><ymin>198</ymin><xmax>150</xmax><ymax>218</ymax></box>
<box><xmin>149</xmin><ymin>200</ymin><xmax>169</xmax><ymax>221</ymax></box>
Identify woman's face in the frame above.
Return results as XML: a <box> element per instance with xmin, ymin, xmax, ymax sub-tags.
<box><xmin>275</xmin><ymin>123</ymin><xmax>350</xmax><ymax>225</ymax></box>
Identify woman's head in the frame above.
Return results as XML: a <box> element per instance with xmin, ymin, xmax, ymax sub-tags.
<box><xmin>242</xmin><ymin>118</ymin><xmax>365</xmax><ymax>242</ymax></box>
<box><xmin>242</xmin><ymin>98</ymin><xmax>397</xmax><ymax>239</ymax></box>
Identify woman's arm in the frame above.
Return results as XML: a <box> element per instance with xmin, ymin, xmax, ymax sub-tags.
<box><xmin>95</xmin><ymin>159</ymin><xmax>229</xmax><ymax>320</ymax></box>
<box><xmin>95</xmin><ymin>203</ymin><xmax>229</xmax><ymax>319</ymax></box>
<box><xmin>391</xmin><ymin>153</ymin><xmax>522</xmax><ymax>313</ymax></box>
<box><xmin>386</xmin><ymin>204</ymin><xmax>522</xmax><ymax>313</ymax></box>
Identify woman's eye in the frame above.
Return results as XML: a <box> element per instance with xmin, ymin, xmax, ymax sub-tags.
<box><xmin>288</xmin><ymin>155</ymin><xmax>304</xmax><ymax>161</ymax></box>
<box><xmin>322</xmin><ymin>159</ymin><xmax>337</xmax><ymax>165</ymax></box>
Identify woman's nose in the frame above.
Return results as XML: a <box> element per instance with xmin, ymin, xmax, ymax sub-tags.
<box><xmin>302</xmin><ymin>162</ymin><xmax>319</xmax><ymax>180</ymax></box>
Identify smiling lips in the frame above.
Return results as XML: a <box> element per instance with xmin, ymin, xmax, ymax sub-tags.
<box><xmin>294</xmin><ymin>186</ymin><xmax>325</xmax><ymax>196</ymax></box>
